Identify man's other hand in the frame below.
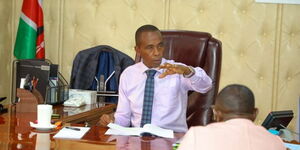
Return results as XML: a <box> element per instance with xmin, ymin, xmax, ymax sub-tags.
<box><xmin>98</xmin><ymin>113</ymin><xmax>114</xmax><ymax>127</ymax></box>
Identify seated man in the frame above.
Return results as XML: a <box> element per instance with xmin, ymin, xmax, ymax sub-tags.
<box><xmin>99</xmin><ymin>24</ymin><xmax>212</xmax><ymax>132</ymax></box>
<box><xmin>178</xmin><ymin>84</ymin><xmax>286</xmax><ymax>150</ymax></box>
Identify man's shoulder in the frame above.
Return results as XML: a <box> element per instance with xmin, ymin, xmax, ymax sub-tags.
<box><xmin>188</xmin><ymin>123</ymin><xmax>221</xmax><ymax>134</ymax></box>
<box><xmin>122</xmin><ymin>63</ymin><xmax>140</xmax><ymax>73</ymax></box>
<box><xmin>119</xmin><ymin>63</ymin><xmax>142</xmax><ymax>80</ymax></box>
<box><xmin>188</xmin><ymin>121</ymin><xmax>235</xmax><ymax>135</ymax></box>
<box><xmin>195</xmin><ymin>122</ymin><xmax>226</xmax><ymax>129</ymax></box>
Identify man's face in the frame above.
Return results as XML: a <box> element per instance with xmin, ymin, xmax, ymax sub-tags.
<box><xmin>135</xmin><ymin>31</ymin><xmax>164</xmax><ymax>68</ymax></box>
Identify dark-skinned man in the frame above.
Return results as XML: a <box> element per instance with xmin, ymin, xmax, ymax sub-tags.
<box><xmin>99</xmin><ymin>24</ymin><xmax>212</xmax><ymax>132</ymax></box>
<box><xmin>178</xmin><ymin>84</ymin><xmax>286</xmax><ymax>150</ymax></box>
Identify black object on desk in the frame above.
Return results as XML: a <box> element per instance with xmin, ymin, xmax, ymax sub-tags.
<box><xmin>262</xmin><ymin>110</ymin><xmax>294</xmax><ymax>131</ymax></box>
<box><xmin>12</xmin><ymin>59</ymin><xmax>51</xmax><ymax>104</ymax></box>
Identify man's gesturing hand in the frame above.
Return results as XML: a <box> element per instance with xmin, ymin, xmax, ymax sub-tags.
<box><xmin>158</xmin><ymin>63</ymin><xmax>191</xmax><ymax>78</ymax></box>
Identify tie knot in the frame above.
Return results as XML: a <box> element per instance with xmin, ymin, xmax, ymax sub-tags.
<box><xmin>146</xmin><ymin>70</ymin><xmax>156</xmax><ymax>77</ymax></box>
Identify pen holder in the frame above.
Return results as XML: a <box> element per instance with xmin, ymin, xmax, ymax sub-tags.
<box><xmin>16</xmin><ymin>88</ymin><xmax>43</xmax><ymax>113</ymax></box>
<box><xmin>45</xmin><ymin>72</ymin><xmax>69</xmax><ymax>105</ymax></box>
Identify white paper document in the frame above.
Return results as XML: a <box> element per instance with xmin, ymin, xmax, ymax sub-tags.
<box><xmin>105</xmin><ymin>123</ymin><xmax>174</xmax><ymax>138</ymax></box>
<box><xmin>53</xmin><ymin>127</ymin><xmax>90</xmax><ymax>139</ymax></box>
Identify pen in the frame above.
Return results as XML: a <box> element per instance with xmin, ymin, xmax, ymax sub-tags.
<box><xmin>65</xmin><ymin>126</ymin><xmax>81</xmax><ymax>131</ymax></box>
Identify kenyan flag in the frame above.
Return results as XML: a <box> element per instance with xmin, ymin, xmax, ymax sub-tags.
<box><xmin>14</xmin><ymin>0</ymin><xmax>45</xmax><ymax>59</ymax></box>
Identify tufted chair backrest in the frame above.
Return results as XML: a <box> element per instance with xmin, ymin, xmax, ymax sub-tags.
<box><xmin>135</xmin><ymin>30</ymin><xmax>222</xmax><ymax>127</ymax></box>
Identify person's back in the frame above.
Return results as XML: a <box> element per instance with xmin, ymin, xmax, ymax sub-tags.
<box><xmin>180</xmin><ymin>118</ymin><xmax>285</xmax><ymax>150</ymax></box>
<box><xmin>178</xmin><ymin>84</ymin><xmax>286</xmax><ymax>150</ymax></box>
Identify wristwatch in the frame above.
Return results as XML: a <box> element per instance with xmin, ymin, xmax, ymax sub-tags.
<box><xmin>183</xmin><ymin>66</ymin><xmax>195</xmax><ymax>78</ymax></box>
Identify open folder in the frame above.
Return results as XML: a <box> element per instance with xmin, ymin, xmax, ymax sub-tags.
<box><xmin>105</xmin><ymin>123</ymin><xmax>174</xmax><ymax>138</ymax></box>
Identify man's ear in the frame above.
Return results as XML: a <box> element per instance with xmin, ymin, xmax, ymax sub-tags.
<box><xmin>251</xmin><ymin>108</ymin><xmax>258</xmax><ymax>121</ymax></box>
<box><xmin>134</xmin><ymin>46</ymin><xmax>140</xmax><ymax>54</ymax></box>
<box><xmin>215</xmin><ymin>110</ymin><xmax>223</xmax><ymax>122</ymax></box>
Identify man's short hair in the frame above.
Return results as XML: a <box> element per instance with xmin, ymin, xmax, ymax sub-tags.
<box><xmin>216</xmin><ymin>84</ymin><xmax>255</xmax><ymax>114</ymax></box>
<box><xmin>135</xmin><ymin>24</ymin><xmax>160</xmax><ymax>46</ymax></box>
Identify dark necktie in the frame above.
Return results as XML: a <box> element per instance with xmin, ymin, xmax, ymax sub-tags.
<box><xmin>140</xmin><ymin>69</ymin><xmax>157</xmax><ymax>127</ymax></box>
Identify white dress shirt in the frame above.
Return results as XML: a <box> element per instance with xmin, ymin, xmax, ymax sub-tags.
<box><xmin>114</xmin><ymin>58</ymin><xmax>212</xmax><ymax>132</ymax></box>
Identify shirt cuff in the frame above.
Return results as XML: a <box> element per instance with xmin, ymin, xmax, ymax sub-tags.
<box><xmin>183</xmin><ymin>66</ymin><xmax>195</xmax><ymax>78</ymax></box>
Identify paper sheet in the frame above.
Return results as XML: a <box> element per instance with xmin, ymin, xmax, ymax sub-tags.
<box><xmin>53</xmin><ymin>127</ymin><xmax>90</xmax><ymax>139</ymax></box>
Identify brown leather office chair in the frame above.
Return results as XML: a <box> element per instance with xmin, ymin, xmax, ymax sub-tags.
<box><xmin>135</xmin><ymin>30</ymin><xmax>222</xmax><ymax>128</ymax></box>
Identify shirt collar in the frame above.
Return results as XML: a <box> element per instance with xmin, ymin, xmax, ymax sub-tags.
<box><xmin>225</xmin><ymin>118</ymin><xmax>254</xmax><ymax>125</ymax></box>
<box><xmin>138</xmin><ymin>58</ymin><xmax>166</xmax><ymax>75</ymax></box>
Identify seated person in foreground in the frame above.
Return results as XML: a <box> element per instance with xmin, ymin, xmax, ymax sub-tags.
<box><xmin>178</xmin><ymin>84</ymin><xmax>286</xmax><ymax>150</ymax></box>
<box><xmin>99</xmin><ymin>24</ymin><xmax>212</xmax><ymax>132</ymax></box>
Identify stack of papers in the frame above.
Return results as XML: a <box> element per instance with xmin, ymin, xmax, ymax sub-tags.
<box><xmin>105</xmin><ymin>123</ymin><xmax>174</xmax><ymax>138</ymax></box>
<box><xmin>53</xmin><ymin>127</ymin><xmax>90</xmax><ymax>139</ymax></box>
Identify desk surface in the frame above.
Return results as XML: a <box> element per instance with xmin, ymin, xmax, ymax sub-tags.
<box><xmin>0</xmin><ymin>104</ymin><xmax>183</xmax><ymax>150</ymax></box>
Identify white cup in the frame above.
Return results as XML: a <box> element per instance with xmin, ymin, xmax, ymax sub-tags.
<box><xmin>37</xmin><ymin>104</ymin><xmax>53</xmax><ymax>127</ymax></box>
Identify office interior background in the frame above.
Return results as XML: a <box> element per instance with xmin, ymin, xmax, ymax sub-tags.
<box><xmin>0</xmin><ymin>0</ymin><xmax>299</xmax><ymax>130</ymax></box>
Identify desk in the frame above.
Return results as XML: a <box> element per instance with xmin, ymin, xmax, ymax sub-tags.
<box><xmin>0</xmin><ymin>104</ymin><xmax>183</xmax><ymax>150</ymax></box>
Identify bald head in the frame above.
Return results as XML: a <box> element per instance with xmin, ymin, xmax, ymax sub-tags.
<box><xmin>214</xmin><ymin>84</ymin><xmax>257</xmax><ymax>121</ymax></box>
